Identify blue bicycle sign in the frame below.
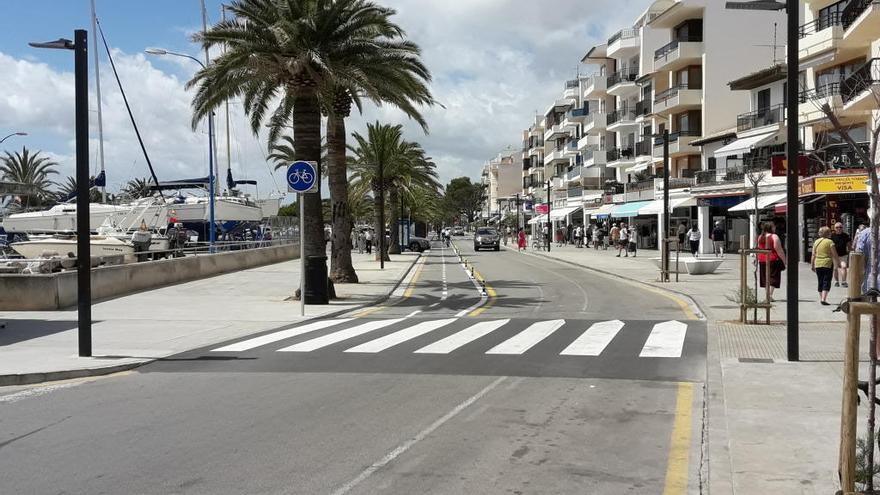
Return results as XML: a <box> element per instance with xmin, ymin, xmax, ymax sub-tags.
<box><xmin>286</xmin><ymin>161</ymin><xmax>318</xmax><ymax>193</ymax></box>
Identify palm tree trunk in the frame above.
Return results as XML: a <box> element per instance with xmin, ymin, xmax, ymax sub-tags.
<box><xmin>388</xmin><ymin>188</ymin><xmax>401</xmax><ymax>254</ymax></box>
<box><xmin>326</xmin><ymin>113</ymin><xmax>358</xmax><ymax>283</ymax></box>
<box><xmin>292</xmin><ymin>90</ymin><xmax>326</xmax><ymax>270</ymax></box>
<box><xmin>373</xmin><ymin>188</ymin><xmax>390</xmax><ymax>262</ymax></box>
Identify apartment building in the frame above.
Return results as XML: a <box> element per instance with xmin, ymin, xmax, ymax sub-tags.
<box><xmin>482</xmin><ymin>148</ymin><xmax>523</xmax><ymax>222</ymax></box>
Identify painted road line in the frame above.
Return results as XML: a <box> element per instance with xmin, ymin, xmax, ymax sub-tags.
<box><xmin>344</xmin><ymin>318</ymin><xmax>458</xmax><ymax>353</ymax></box>
<box><xmin>486</xmin><ymin>319</ymin><xmax>565</xmax><ymax>355</ymax></box>
<box><xmin>467</xmin><ymin>270</ymin><xmax>496</xmax><ymax>317</ymax></box>
<box><xmin>639</xmin><ymin>321</ymin><xmax>688</xmax><ymax>358</ymax></box>
<box><xmin>402</xmin><ymin>255</ymin><xmax>427</xmax><ymax>298</ymax></box>
<box><xmin>277</xmin><ymin>318</ymin><xmax>405</xmax><ymax>352</ymax></box>
<box><xmin>560</xmin><ymin>320</ymin><xmax>625</xmax><ymax>356</ymax></box>
<box><xmin>211</xmin><ymin>319</ymin><xmax>352</xmax><ymax>352</ymax></box>
<box><xmin>441</xmin><ymin>247</ymin><xmax>449</xmax><ymax>301</ymax></box>
<box><xmin>662</xmin><ymin>382</ymin><xmax>694</xmax><ymax>495</ymax></box>
<box><xmin>353</xmin><ymin>255</ymin><xmax>425</xmax><ymax>318</ymax></box>
<box><xmin>414</xmin><ymin>319</ymin><xmax>510</xmax><ymax>354</ymax></box>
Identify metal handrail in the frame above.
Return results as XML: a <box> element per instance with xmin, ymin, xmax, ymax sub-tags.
<box><xmin>654</xmin><ymin>84</ymin><xmax>695</xmax><ymax>104</ymax></box>
<box><xmin>608</xmin><ymin>28</ymin><xmax>638</xmax><ymax>46</ymax></box>
<box><xmin>841</xmin><ymin>0</ymin><xmax>877</xmax><ymax>28</ymax></box>
<box><xmin>607</xmin><ymin>67</ymin><xmax>639</xmax><ymax>88</ymax></box>
<box><xmin>607</xmin><ymin>108</ymin><xmax>637</xmax><ymax>125</ymax></box>
<box><xmin>799</xmin><ymin>81</ymin><xmax>842</xmax><ymax>102</ymax></box>
<box><xmin>736</xmin><ymin>103</ymin><xmax>785</xmax><ymax>132</ymax></box>
<box><xmin>654</xmin><ymin>36</ymin><xmax>703</xmax><ymax>60</ymax></box>
<box><xmin>798</xmin><ymin>12</ymin><xmax>842</xmax><ymax>38</ymax></box>
<box><xmin>842</xmin><ymin>58</ymin><xmax>880</xmax><ymax>103</ymax></box>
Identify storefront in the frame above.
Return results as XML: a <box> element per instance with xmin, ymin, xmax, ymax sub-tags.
<box><xmin>609</xmin><ymin>200</ymin><xmax>655</xmax><ymax>248</ymax></box>
<box><xmin>799</xmin><ymin>173</ymin><xmax>869</xmax><ymax>258</ymax></box>
<box><xmin>695</xmin><ymin>195</ymin><xmax>750</xmax><ymax>252</ymax></box>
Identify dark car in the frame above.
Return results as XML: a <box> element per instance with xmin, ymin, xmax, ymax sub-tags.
<box><xmin>407</xmin><ymin>236</ymin><xmax>431</xmax><ymax>252</ymax></box>
<box><xmin>474</xmin><ymin>227</ymin><xmax>500</xmax><ymax>251</ymax></box>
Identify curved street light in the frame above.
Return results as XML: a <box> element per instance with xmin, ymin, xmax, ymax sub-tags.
<box><xmin>0</xmin><ymin>132</ymin><xmax>27</xmax><ymax>144</ymax></box>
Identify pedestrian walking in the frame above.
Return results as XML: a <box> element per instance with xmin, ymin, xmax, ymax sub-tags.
<box><xmin>677</xmin><ymin>222</ymin><xmax>688</xmax><ymax>248</ymax></box>
<box><xmin>591</xmin><ymin>224</ymin><xmax>600</xmax><ymax>250</ymax></box>
<box><xmin>610</xmin><ymin>223</ymin><xmax>620</xmax><ymax>252</ymax></box>
<box><xmin>756</xmin><ymin>222</ymin><xmax>786</xmax><ymax>301</ymax></box>
<box><xmin>517</xmin><ymin>228</ymin><xmax>527</xmax><ymax>251</ymax></box>
<box><xmin>364</xmin><ymin>229</ymin><xmax>373</xmax><ymax>254</ymax></box>
<box><xmin>629</xmin><ymin>226</ymin><xmax>638</xmax><ymax>257</ymax></box>
<box><xmin>542</xmin><ymin>223</ymin><xmax>549</xmax><ymax>249</ymax></box>
<box><xmin>617</xmin><ymin>223</ymin><xmax>629</xmax><ymax>257</ymax></box>
<box><xmin>830</xmin><ymin>222</ymin><xmax>851</xmax><ymax>287</ymax></box>
<box><xmin>688</xmin><ymin>225</ymin><xmax>701</xmax><ymax>257</ymax></box>
<box><xmin>356</xmin><ymin>229</ymin><xmax>364</xmax><ymax>254</ymax></box>
<box><xmin>811</xmin><ymin>225</ymin><xmax>840</xmax><ymax>306</ymax></box>
<box><xmin>575</xmin><ymin>224</ymin><xmax>583</xmax><ymax>248</ymax></box>
<box><xmin>711</xmin><ymin>221</ymin><xmax>726</xmax><ymax>258</ymax></box>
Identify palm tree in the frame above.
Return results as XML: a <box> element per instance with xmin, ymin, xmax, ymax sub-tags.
<box><xmin>349</xmin><ymin>122</ymin><xmax>439</xmax><ymax>259</ymax></box>
<box><xmin>189</xmin><ymin>0</ymin><xmax>434</xmax><ymax>287</ymax></box>
<box><xmin>0</xmin><ymin>146</ymin><xmax>58</xmax><ymax>207</ymax></box>
<box><xmin>121</xmin><ymin>178</ymin><xmax>153</xmax><ymax>199</ymax></box>
<box><xmin>268</xmin><ymin>136</ymin><xmax>297</xmax><ymax>172</ymax></box>
<box><xmin>54</xmin><ymin>176</ymin><xmax>106</xmax><ymax>203</ymax></box>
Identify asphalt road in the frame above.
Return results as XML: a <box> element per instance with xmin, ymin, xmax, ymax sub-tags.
<box><xmin>0</xmin><ymin>236</ymin><xmax>706</xmax><ymax>494</ymax></box>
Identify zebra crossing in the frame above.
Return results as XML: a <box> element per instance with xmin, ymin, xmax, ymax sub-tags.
<box><xmin>210</xmin><ymin>317</ymin><xmax>695</xmax><ymax>359</ymax></box>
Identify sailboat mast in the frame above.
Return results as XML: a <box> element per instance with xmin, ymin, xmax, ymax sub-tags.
<box><xmin>222</xmin><ymin>4</ymin><xmax>232</xmax><ymax>181</ymax></box>
<box><xmin>200</xmin><ymin>0</ymin><xmax>220</xmax><ymax>195</ymax></box>
<box><xmin>91</xmin><ymin>0</ymin><xmax>106</xmax><ymax>203</ymax></box>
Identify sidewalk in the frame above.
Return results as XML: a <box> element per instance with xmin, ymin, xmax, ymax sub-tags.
<box><xmin>520</xmin><ymin>243</ymin><xmax>866</xmax><ymax>495</ymax></box>
<box><xmin>0</xmin><ymin>251</ymin><xmax>419</xmax><ymax>386</ymax></box>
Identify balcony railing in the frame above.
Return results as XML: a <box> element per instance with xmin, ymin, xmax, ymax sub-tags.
<box><xmin>736</xmin><ymin>103</ymin><xmax>784</xmax><ymax>132</ymax></box>
<box><xmin>608</xmin><ymin>28</ymin><xmax>637</xmax><ymax>46</ymax></box>
<box><xmin>842</xmin><ymin>0</ymin><xmax>877</xmax><ymax>28</ymax></box>
<box><xmin>635</xmin><ymin>99</ymin><xmax>652</xmax><ymax>116</ymax></box>
<box><xmin>842</xmin><ymin>58</ymin><xmax>880</xmax><ymax>103</ymax></box>
<box><xmin>653</xmin><ymin>129</ymin><xmax>701</xmax><ymax>146</ymax></box>
<box><xmin>582</xmin><ymin>149</ymin><xmax>595</xmax><ymax>162</ymax></box>
<box><xmin>607</xmin><ymin>108</ymin><xmax>637</xmax><ymax>126</ymax></box>
<box><xmin>565</xmin><ymin>79</ymin><xmax>580</xmax><ymax>89</ymax></box>
<box><xmin>654</xmin><ymin>36</ymin><xmax>703</xmax><ymax>60</ymax></box>
<box><xmin>695</xmin><ymin>166</ymin><xmax>745</xmax><ymax>186</ymax></box>
<box><xmin>799</xmin><ymin>82</ymin><xmax>843</xmax><ymax>102</ymax></box>
<box><xmin>608</xmin><ymin>147</ymin><xmax>635</xmax><ymax>162</ymax></box>
<box><xmin>654</xmin><ymin>84</ymin><xmax>699</xmax><ymax>105</ymax></box>
<box><xmin>627</xmin><ymin>179</ymin><xmax>655</xmax><ymax>191</ymax></box>
<box><xmin>635</xmin><ymin>139</ymin><xmax>651</xmax><ymax>156</ymax></box>
<box><xmin>607</xmin><ymin>67</ymin><xmax>639</xmax><ymax>88</ymax></box>
<box><xmin>567</xmin><ymin>186</ymin><xmax>584</xmax><ymax>198</ymax></box>
<box><xmin>568</xmin><ymin>107</ymin><xmax>589</xmax><ymax>118</ymax></box>
<box><xmin>798</xmin><ymin>12</ymin><xmax>843</xmax><ymax>38</ymax></box>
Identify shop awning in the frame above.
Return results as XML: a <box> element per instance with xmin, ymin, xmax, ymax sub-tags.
<box><xmin>609</xmin><ymin>200</ymin><xmax>654</xmax><ymax>218</ymax></box>
<box><xmin>628</xmin><ymin>160</ymin><xmax>651</xmax><ymax>173</ymax></box>
<box><xmin>549</xmin><ymin>205</ymin><xmax>581</xmax><ymax>220</ymax></box>
<box><xmin>582</xmin><ymin>192</ymin><xmax>603</xmax><ymax>201</ymax></box>
<box><xmin>638</xmin><ymin>197</ymin><xmax>697</xmax><ymax>215</ymax></box>
<box><xmin>591</xmin><ymin>203</ymin><xmax>617</xmax><ymax>219</ymax></box>
<box><xmin>528</xmin><ymin>214</ymin><xmax>548</xmax><ymax>225</ymax></box>
<box><xmin>714</xmin><ymin>131</ymin><xmax>778</xmax><ymax>159</ymax></box>
<box><xmin>728</xmin><ymin>192</ymin><xmax>787</xmax><ymax>212</ymax></box>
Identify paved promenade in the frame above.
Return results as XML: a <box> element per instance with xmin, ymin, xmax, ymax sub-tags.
<box><xmin>517</xmin><ymin>242</ymin><xmax>866</xmax><ymax>495</ymax></box>
<box><xmin>0</xmin><ymin>252</ymin><xmax>419</xmax><ymax>385</ymax></box>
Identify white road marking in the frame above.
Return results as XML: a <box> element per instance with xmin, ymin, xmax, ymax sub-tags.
<box><xmin>391</xmin><ymin>256</ymin><xmax>426</xmax><ymax>298</ymax></box>
<box><xmin>414</xmin><ymin>319</ymin><xmax>510</xmax><ymax>354</ymax></box>
<box><xmin>211</xmin><ymin>319</ymin><xmax>352</xmax><ymax>352</ymax></box>
<box><xmin>428</xmin><ymin>303</ymin><xmax>440</xmax><ymax>308</ymax></box>
<box><xmin>441</xmin><ymin>247</ymin><xmax>449</xmax><ymax>301</ymax></box>
<box><xmin>486</xmin><ymin>319</ymin><xmax>565</xmax><ymax>355</ymax></box>
<box><xmin>344</xmin><ymin>318</ymin><xmax>458</xmax><ymax>353</ymax></box>
<box><xmin>560</xmin><ymin>320</ymin><xmax>625</xmax><ymax>356</ymax></box>
<box><xmin>0</xmin><ymin>382</ymin><xmax>81</xmax><ymax>403</ymax></box>
<box><xmin>405</xmin><ymin>310</ymin><xmax>422</xmax><ymax>318</ymax></box>
<box><xmin>330</xmin><ymin>376</ymin><xmax>508</xmax><ymax>495</ymax></box>
<box><xmin>277</xmin><ymin>319</ymin><xmax>405</xmax><ymax>352</ymax></box>
<box><xmin>639</xmin><ymin>320</ymin><xmax>688</xmax><ymax>358</ymax></box>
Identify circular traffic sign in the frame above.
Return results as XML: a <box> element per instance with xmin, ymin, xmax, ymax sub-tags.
<box><xmin>287</xmin><ymin>161</ymin><xmax>318</xmax><ymax>193</ymax></box>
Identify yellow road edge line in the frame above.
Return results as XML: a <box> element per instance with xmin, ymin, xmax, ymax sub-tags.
<box><xmin>353</xmin><ymin>256</ymin><xmax>425</xmax><ymax>318</ymax></box>
<box><xmin>403</xmin><ymin>257</ymin><xmax>427</xmax><ymax>298</ymax></box>
<box><xmin>468</xmin><ymin>269</ymin><xmax>496</xmax><ymax>317</ymax></box>
<box><xmin>662</xmin><ymin>382</ymin><xmax>695</xmax><ymax>495</ymax></box>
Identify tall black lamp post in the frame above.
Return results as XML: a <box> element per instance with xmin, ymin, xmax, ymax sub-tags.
<box><xmin>30</xmin><ymin>31</ymin><xmax>91</xmax><ymax>357</ymax></box>
<box><xmin>545</xmin><ymin>180</ymin><xmax>552</xmax><ymax>252</ymax></box>
<box><xmin>726</xmin><ymin>0</ymin><xmax>799</xmax><ymax>361</ymax></box>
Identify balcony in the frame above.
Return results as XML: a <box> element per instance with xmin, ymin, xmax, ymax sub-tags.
<box><xmin>654</xmin><ymin>177</ymin><xmax>695</xmax><ymax>192</ymax></box>
<box><xmin>566</xmin><ymin>107</ymin><xmax>589</xmax><ymax>123</ymax></box>
<box><xmin>607</xmin><ymin>146</ymin><xmax>636</xmax><ymax>168</ymax></box>
<box><xmin>565</xmin><ymin>165</ymin><xmax>583</xmax><ymax>183</ymax></box>
<box><xmin>543</xmin><ymin>148</ymin><xmax>569</xmax><ymax>166</ymax></box>
<box><xmin>567</xmin><ymin>186</ymin><xmax>584</xmax><ymax>199</ymax></box>
<box><xmin>695</xmin><ymin>166</ymin><xmax>746</xmax><ymax>186</ymax></box>
<box><xmin>842</xmin><ymin>58</ymin><xmax>880</xmax><ymax>112</ymax></box>
<box><xmin>582</xmin><ymin>149</ymin><xmax>607</xmax><ymax>168</ymax></box>
<box><xmin>583</xmin><ymin>74</ymin><xmax>607</xmax><ymax>98</ymax></box>
<box><xmin>653</xmin><ymin>37</ymin><xmax>704</xmax><ymax>72</ymax></box>
<box><xmin>582</xmin><ymin>112</ymin><xmax>607</xmax><ymax>134</ymax></box>
<box><xmin>543</xmin><ymin>123</ymin><xmax>570</xmax><ymax>142</ymax></box>
<box><xmin>607</xmin><ymin>28</ymin><xmax>639</xmax><ymax>58</ymax></box>
<box><xmin>635</xmin><ymin>98</ymin><xmax>652</xmax><ymax>118</ymax></box>
<box><xmin>652</xmin><ymin>130</ymin><xmax>701</xmax><ymax>158</ymax></box>
<box><xmin>577</xmin><ymin>134</ymin><xmax>600</xmax><ymax>151</ymax></box>
<box><xmin>564</xmin><ymin>79</ymin><xmax>580</xmax><ymax>100</ymax></box>
<box><xmin>607</xmin><ymin>108</ymin><xmax>638</xmax><ymax>130</ymax></box>
<box><xmin>635</xmin><ymin>139</ymin><xmax>652</xmax><ymax>157</ymax></box>
<box><xmin>653</xmin><ymin>85</ymin><xmax>702</xmax><ymax>116</ymax></box>
<box><xmin>736</xmin><ymin>103</ymin><xmax>785</xmax><ymax>133</ymax></box>
<box><xmin>799</xmin><ymin>82</ymin><xmax>845</xmax><ymax>123</ymax></box>
<box><xmin>564</xmin><ymin>140</ymin><xmax>580</xmax><ymax>157</ymax></box>
<box><xmin>841</xmin><ymin>0</ymin><xmax>880</xmax><ymax>47</ymax></box>
<box><xmin>607</xmin><ymin>67</ymin><xmax>640</xmax><ymax>96</ymax></box>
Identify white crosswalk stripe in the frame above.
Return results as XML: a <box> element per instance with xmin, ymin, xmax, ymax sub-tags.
<box><xmin>414</xmin><ymin>319</ymin><xmax>511</xmax><ymax>354</ymax></box>
<box><xmin>560</xmin><ymin>320</ymin><xmax>625</xmax><ymax>356</ymax></box>
<box><xmin>345</xmin><ymin>318</ymin><xmax>458</xmax><ymax>353</ymax></box>
<box><xmin>639</xmin><ymin>320</ymin><xmax>688</xmax><ymax>358</ymax></box>
<box><xmin>277</xmin><ymin>319</ymin><xmax>405</xmax><ymax>352</ymax></box>
<box><xmin>211</xmin><ymin>319</ymin><xmax>352</xmax><ymax>352</ymax></box>
<box><xmin>486</xmin><ymin>319</ymin><xmax>565</xmax><ymax>355</ymax></box>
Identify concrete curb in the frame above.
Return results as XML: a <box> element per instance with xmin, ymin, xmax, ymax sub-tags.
<box><xmin>0</xmin><ymin>253</ymin><xmax>423</xmax><ymax>388</ymax></box>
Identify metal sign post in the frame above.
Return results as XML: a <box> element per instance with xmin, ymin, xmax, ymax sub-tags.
<box><xmin>287</xmin><ymin>161</ymin><xmax>318</xmax><ymax>317</ymax></box>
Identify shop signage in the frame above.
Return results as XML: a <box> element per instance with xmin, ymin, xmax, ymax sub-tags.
<box><xmin>523</xmin><ymin>200</ymin><xmax>534</xmax><ymax>212</ymax></box>
<box><xmin>799</xmin><ymin>179</ymin><xmax>815</xmax><ymax>196</ymax></box>
<box><xmin>771</xmin><ymin>155</ymin><xmax>809</xmax><ymax>177</ymax></box>
<box><xmin>535</xmin><ymin>203</ymin><xmax>549</xmax><ymax>214</ymax></box>
<box><xmin>799</xmin><ymin>174</ymin><xmax>868</xmax><ymax>196</ymax></box>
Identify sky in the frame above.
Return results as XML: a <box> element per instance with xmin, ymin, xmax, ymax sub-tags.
<box><xmin>0</xmin><ymin>0</ymin><xmax>653</xmax><ymax>202</ymax></box>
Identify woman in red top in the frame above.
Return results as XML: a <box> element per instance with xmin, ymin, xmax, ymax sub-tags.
<box><xmin>756</xmin><ymin>222</ymin><xmax>787</xmax><ymax>300</ymax></box>
<box><xmin>517</xmin><ymin>228</ymin><xmax>527</xmax><ymax>251</ymax></box>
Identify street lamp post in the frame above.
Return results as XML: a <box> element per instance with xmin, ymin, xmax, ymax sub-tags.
<box><xmin>29</xmin><ymin>32</ymin><xmax>91</xmax><ymax>357</ymax></box>
<box><xmin>545</xmin><ymin>180</ymin><xmax>552</xmax><ymax>252</ymax></box>
<box><xmin>662</xmin><ymin>129</ymin><xmax>670</xmax><ymax>282</ymax></box>
<box><xmin>725</xmin><ymin>0</ymin><xmax>798</xmax><ymax>361</ymax></box>
<box><xmin>0</xmin><ymin>132</ymin><xmax>27</xmax><ymax>144</ymax></box>
<box><xmin>144</xmin><ymin>47</ymin><xmax>216</xmax><ymax>252</ymax></box>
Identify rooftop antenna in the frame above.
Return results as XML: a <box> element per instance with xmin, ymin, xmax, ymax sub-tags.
<box><xmin>753</xmin><ymin>22</ymin><xmax>782</xmax><ymax>65</ymax></box>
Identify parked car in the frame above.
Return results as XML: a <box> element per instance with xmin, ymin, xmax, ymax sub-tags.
<box><xmin>407</xmin><ymin>236</ymin><xmax>431</xmax><ymax>252</ymax></box>
<box><xmin>473</xmin><ymin>227</ymin><xmax>500</xmax><ymax>251</ymax></box>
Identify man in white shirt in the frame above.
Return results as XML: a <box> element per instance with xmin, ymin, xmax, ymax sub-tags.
<box><xmin>617</xmin><ymin>223</ymin><xmax>630</xmax><ymax>257</ymax></box>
